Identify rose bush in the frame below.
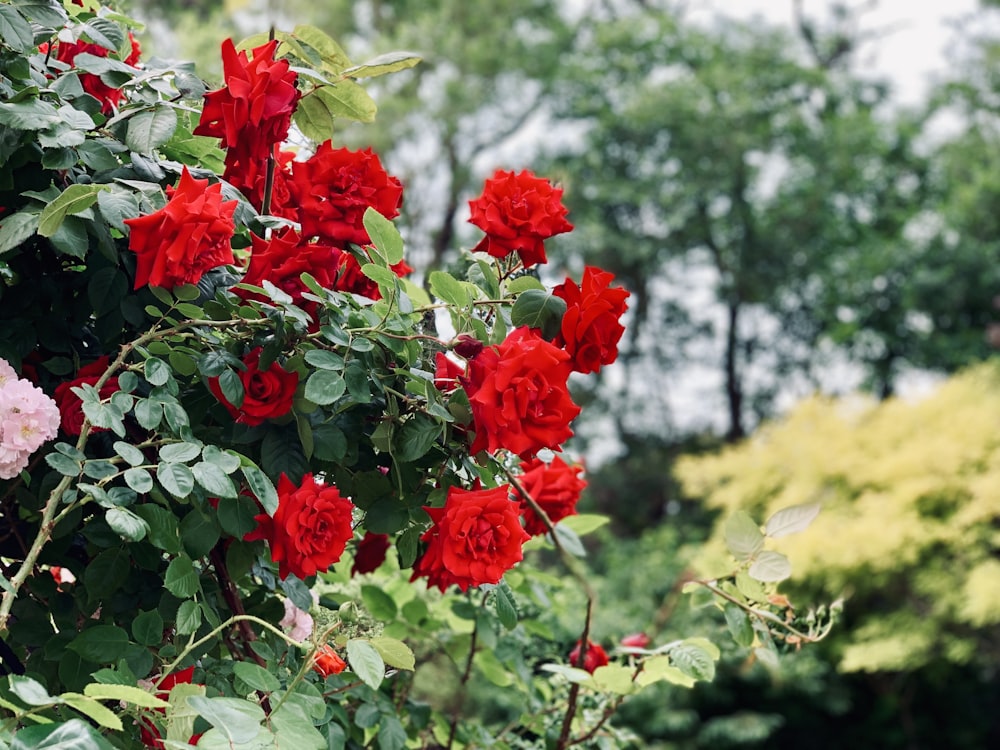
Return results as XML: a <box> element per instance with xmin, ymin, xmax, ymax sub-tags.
<box><xmin>0</xmin><ymin>3</ymin><xmax>835</xmax><ymax>748</ymax></box>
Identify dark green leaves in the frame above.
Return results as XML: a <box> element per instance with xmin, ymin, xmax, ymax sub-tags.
<box><xmin>125</xmin><ymin>106</ymin><xmax>178</xmax><ymax>153</ymax></box>
<box><xmin>511</xmin><ymin>289</ymin><xmax>566</xmax><ymax>339</ymax></box>
<box><xmin>0</xmin><ymin>4</ymin><xmax>35</xmax><ymax>53</ymax></box>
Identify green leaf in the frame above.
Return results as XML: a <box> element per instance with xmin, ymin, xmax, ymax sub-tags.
<box><xmin>735</xmin><ymin>570</ymin><xmax>769</xmax><ymax>603</ymax></box>
<box><xmin>342</xmin><ymin>51</ymin><xmax>421</xmax><ymax>79</ymax></box>
<box><xmin>591</xmin><ymin>665</ymin><xmax>637</xmax><ymax>695</ymax></box>
<box><xmin>670</xmin><ymin>641</ymin><xmax>717</xmax><ymax>682</ymax></box>
<box><xmin>242</xmin><ymin>463</ymin><xmax>278</xmax><ymax>516</ymax></box>
<box><xmin>61</xmin><ymin>692</ymin><xmax>123</xmax><ymax>730</ymax></box>
<box><xmin>428</xmin><ymin>271</ymin><xmax>471</xmax><ymax>307</ymax></box>
<box><xmin>187</xmin><ymin>696</ymin><xmax>266</xmax><ymax>745</ymax></box>
<box><xmin>46</xmin><ymin>452</ymin><xmax>81</xmax><ymax>477</ymax></box>
<box><xmin>0</xmin><ymin>98</ymin><xmax>61</xmax><ymax>130</ymax></box>
<box><xmin>233</xmin><ymin>662</ymin><xmax>281</xmax><ymax>693</ymax></box>
<box><xmin>724</xmin><ymin>510</ymin><xmax>765</xmax><ymax>561</ymax></box>
<box><xmin>67</xmin><ymin>624</ymin><xmax>129</xmax><ymax>663</ymax></box>
<box><xmin>123</xmin><ymin>467</ymin><xmax>154</xmax><ymax>493</ymax></box>
<box><xmin>106</xmin><ymin>506</ymin><xmax>149</xmax><ymax>542</ymax></box>
<box><xmin>158</xmin><ymin>462</ymin><xmax>195</xmax><ymax>498</ymax></box>
<box><xmin>494</xmin><ymin>580</ymin><xmax>518</xmax><ymax>630</ymax></box>
<box><xmin>217</xmin><ymin>368</ymin><xmax>243</xmax><ymax>407</ymax></box>
<box><xmin>510</xmin><ymin>289</ymin><xmax>567</xmax><ymax>339</ymax></box>
<box><xmin>345</xmin><ymin>639</ymin><xmax>385</xmax><ymax>690</ymax></box>
<box><xmin>10</xmin><ymin>718</ymin><xmax>116</xmax><ymax>750</ymax></box>
<box><xmin>144</xmin><ymin>357</ymin><xmax>171</xmax><ymax>387</ymax></box>
<box><xmin>38</xmin><ymin>184</ymin><xmax>106</xmax><ymax>238</ymax></box>
<box><xmin>361</xmin><ymin>585</ymin><xmax>397</xmax><ymax>621</ymax></box>
<box><xmin>314</xmin><ymin>81</ymin><xmax>377</xmax><ymax>122</ymax></box>
<box><xmin>8</xmin><ymin>675</ymin><xmax>55</xmax><ymax>705</ymax></box>
<box><xmin>133</xmin><ymin>504</ymin><xmax>181</xmax><ymax>553</ymax></box>
<box><xmin>192</xmin><ymin>461</ymin><xmax>237</xmax><ymax>498</ymax></box>
<box><xmin>125</xmin><ymin>106</ymin><xmax>177</xmax><ymax>152</ymax></box>
<box><xmin>175</xmin><ymin>599</ymin><xmax>202</xmax><ymax>636</ymax></box>
<box><xmin>217</xmin><ymin>495</ymin><xmax>259</xmax><ymax>538</ymax></box>
<box><xmin>159</xmin><ymin>442</ymin><xmax>201</xmax><ymax>463</ymax></box>
<box><xmin>474</xmin><ymin>648</ymin><xmax>513</xmax><ymax>687</ymax></box>
<box><xmin>304</xmin><ymin>370</ymin><xmax>346</xmax><ymax>406</ymax></box>
<box><xmin>132</xmin><ymin>609</ymin><xmax>164</xmax><ymax>647</ymax></box>
<box><xmin>725</xmin><ymin>605</ymin><xmax>755</xmax><ymax>647</ymax></box>
<box><xmin>0</xmin><ymin>210</ymin><xmax>39</xmax><ymax>257</ymax></box>
<box><xmin>0</xmin><ymin>5</ymin><xmax>34</xmax><ymax>53</ymax></box>
<box><xmin>292</xmin><ymin>93</ymin><xmax>335</xmax><ymax>142</ymax></box>
<box><xmin>369</xmin><ymin>637</ymin><xmax>415</xmax><ymax>671</ymax></box>
<box><xmin>506</xmin><ymin>275</ymin><xmax>545</xmax><ymax>294</ymax></box>
<box><xmin>180</xmin><ymin>508</ymin><xmax>220</xmax><ymax>558</ymax></box>
<box><xmin>394</xmin><ymin>415</ymin><xmax>441</xmax><ymax>462</ymax></box>
<box><xmin>747</xmin><ymin>550</ymin><xmax>792</xmax><ymax>582</ymax></box>
<box><xmin>363</xmin><ymin>207</ymin><xmax>404</xmax><ymax>264</ymax></box>
<box><xmin>269</xmin><ymin>702</ymin><xmax>326</xmax><ymax>750</ymax></box>
<box><xmin>558</xmin><ymin>514</ymin><xmax>608</xmax><ymax>537</ymax></box>
<box><xmin>163</xmin><ymin>554</ymin><xmax>200</xmax><ymax>598</ymax></box>
<box><xmin>113</xmin><ymin>440</ymin><xmax>145</xmax><ymax>467</ymax></box>
<box><xmin>764</xmin><ymin>502</ymin><xmax>821</xmax><ymax>538</ymax></box>
<box><xmin>636</xmin><ymin>655</ymin><xmax>696</xmax><ymax>688</ymax></box>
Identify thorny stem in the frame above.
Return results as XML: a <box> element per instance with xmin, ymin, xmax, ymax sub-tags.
<box><xmin>210</xmin><ymin>546</ymin><xmax>267</xmax><ymax>667</ymax></box>
<box><xmin>558</xmin><ymin>598</ymin><xmax>593</xmax><ymax>750</ymax></box>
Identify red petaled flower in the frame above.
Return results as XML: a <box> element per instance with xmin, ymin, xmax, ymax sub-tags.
<box><xmin>411</xmin><ymin>484</ymin><xmax>529</xmax><ymax>593</ymax></box>
<box><xmin>194</xmin><ymin>39</ymin><xmax>300</xmax><ymax>203</ymax></box>
<box><xmin>551</xmin><ymin>266</ymin><xmax>629</xmax><ymax>374</ymax></box>
<box><xmin>516</xmin><ymin>455</ymin><xmax>587</xmax><ymax>536</ymax></box>
<box><xmin>461</xmin><ymin>327</ymin><xmax>580</xmax><ymax>460</ymax></box>
<box><xmin>569</xmin><ymin>639</ymin><xmax>609</xmax><ymax>674</ymax></box>
<box><xmin>207</xmin><ymin>347</ymin><xmax>298</xmax><ymax>426</ymax></box>
<box><xmin>288</xmin><ymin>143</ymin><xmax>403</xmax><ymax>246</ymax></box>
<box><xmin>467</xmin><ymin>169</ymin><xmax>573</xmax><ymax>267</ymax></box>
<box><xmin>620</xmin><ymin>632</ymin><xmax>651</xmax><ymax>649</ymax></box>
<box><xmin>46</xmin><ymin>33</ymin><xmax>141</xmax><ymax>114</ymax></box>
<box><xmin>124</xmin><ymin>167</ymin><xmax>237</xmax><ymax>290</ymax></box>
<box><xmin>351</xmin><ymin>532</ymin><xmax>390</xmax><ymax>576</ymax></box>
<box><xmin>245</xmin><ymin>473</ymin><xmax>355</xmax><ymax>580</ymax></box>
<box><xmin>313</xmin><ymin>645</ymin><xmax>348</xmax><ymax>677</ymax></box>
<box><xmin>53</xmin><ymin>356</ymin><xmax>119</xmax><ymax>436</ymax></box>
<box><xmin>236</xmin><ymin>228</ymin><xmax>344</xmax><ymax>319</ymax></box>
<box><xmin>433</xmin><ymin>352</ymin><xmax>465</xmax><ymax>393</ymax></box>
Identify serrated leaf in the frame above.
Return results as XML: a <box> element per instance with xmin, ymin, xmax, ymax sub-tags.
<box><xmin>342</xmin><ymin>51</ymin><xmax>421</xmax><ymax>79</ymax></box>
<box><xmin>428</xmin><ymin>270</ymin><xmax>470</xmax><ymax>306</ymax></box>
<box><xmin>242</xmin><ymin>463</ymin><xmax>278</xmax><ymax>516</ymax></box>
<box><xmin>0</xmin><ymin>98</ymin><xmax>61</xmax><ymax>130</ymax></box>
<box><xmin>747</xmin><ymin>550</ymin><xmax>792</xmax><ymax>582</ymax></box>
<box><xmin>346</xmin><ymin>639</ymin><xmax>385</xmax><ymax>690</ymax></box>
<box><xmin>293</xmin><ymin>93</ymin><xmax>335</xmax><ymax>142</ymax></box>
<box><xmin>175</xmin><ymin>599</ymin><xmax>202</xmax><ymax>635</ymax></box>
<box><xmin>106</xmin><ymin>506</ymin><xmax>149</xmax><ymax>541</ymax></box>
<box><xmin>510</xmin><ymin>289</ymin><xmax>567</xmax><ymax>339</ymax></box>
<box><xmin>0</xmin><ymin>5</ymin><xmax>34</xmax><ymax>53</ymax></box>
<box><xmin>363</xmin><ymin>207</ymin><xmax>404</xmax><ymax>264</ymax></box>
<box><xmin>636</xmin><ymin>655</ymin><xmax>696</xmax><ymax>688</ymax></box>
<box><xmin>125</xmin><ymin>106</ymin><xmax>177</xmax><ymax>153</ymax></box>
<box><xmin>38</xmin><ymin>184</ymin><xmax>106</xmax><ymax>237</ymax></box>
<box><xmin>0</xmin><ymin>210</ymin><xmax>39</xmax><ymax>257</ymax></box>
<box><xmin>369</xmin><ymin>637</ymin><xmax>415</xmax><ymax>671</ymax></box>
<box><xmin>8</xmin><ymin>675</ymin><xmax>55</xmax><ymax>706</ymax></box>
<box><xmin>591</xmin><ymin>665</ymin><xmax>637</xmax><ymax>695</ymax></box>
<box><xmin>506</xmin><ymin>275</ymin><xmax>545</xmax><ymax>294</ymax></box>
<box><xmin>233</xmin><ymin>661</ymin><xmax>281</xmax><ymax>693</ymax></box>
<box><xmin>764</xmin><ymin>502</ymin><xmax>821</xmax><ymax>538</ymax></box>
<box><xmin>314</xmin><ymin>81</ymin><xmax>377</xmax><ymax>122</ymax></box>
<box><xmin>494</xmin><ymin>580</ymin><xmax>518</xmax><ymax>630</ymax></box>
<box><xmin>10</xmin><ymin>718</ymin><xmax>117</xmax><ymax>750</ymax></box>
<box><xmin>304</xmin><ymin>370</ymin><xmax>346</xmax><ymax>405</ymax></box>
<box><xmin>67</xmin><ymin>624</ymin><xmax>129</xmax><ymax>662</ymax></box>
<box><xmin>61</xmin><ymin>692</ymin><xmax>123</xmax><ymax>730</ymax></box>
<box><xmin>725</xmin><ymin>604</ymin><xmax>755</xmax><ymax>647</ymax></box>
<box><xmin>187</xmin><ymin>696</ymin><xmax>265</xmax><ymax>744</ymax></box>
<box><xmin>669</xmin><ymin>642</ymin><xmax>716</xmax><ymax>682</ymax></box>
<box><xmin>724</xmin><ymin>510</ymin><xmax>764</xmax><ymax>561</ymax></box>
<box><xmin>164</xmin><ymin>554</ymin><xmax>199</xmax><ymax>598</ymax></box>
<box><xmin>158</xmin><ymin>462</ymin><xmax>195</xmax><ymax>498</ymax></box>
<box><xmin>192</xmin><ymin>461</ymin><xmax>237</xmax><ymax>498</ymax></box>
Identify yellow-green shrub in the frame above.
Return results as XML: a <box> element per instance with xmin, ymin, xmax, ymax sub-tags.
<box><xmin>677</xmin><ymin>362</ymin><xmax>1000</xmax><ymax>673</ymax></box>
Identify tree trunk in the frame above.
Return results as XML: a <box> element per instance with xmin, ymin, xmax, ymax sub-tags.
<box><xmin>724</xmin><ymin>300</ymin><xmax>745</xmax><ymax>442</ymax></box>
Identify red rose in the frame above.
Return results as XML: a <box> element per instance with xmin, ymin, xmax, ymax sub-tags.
<box><xmin>236</xmin><ymin>228</ymin><xmax>343</xmax><ymax>319</ymax></box>
<box><xmin>245</xmin><ymin>473</ymin><xmax>355</xmax><ymax>580</ymax></box>
<box><xmin>124</xmin><ymin>167</ymin><xmax>237</xmax><ymax>290</ymax></box>
<box><xmin>411</xmin><ymin>484</ymin><xmax>529</xmax><ymax>593</ymax></box>
<box><xmin>208</xmin><ymin>348</ymin><xmax>298</xmax><ymax>426</ymax></box>
<box><xmin>461</xmin><ymin>327</ymin><xmax>580</xmax><ymax>459</ymax></box>
<box><xmin>569</xmin><ymin>639</ymin><xmax>609</xmax><ymax>674</ymax></box>
<box><xmin>313</xmin><ymin>645</ymin><xmax>348</xmax><ymax>678</ymax></box>
<box><xmin>351</xmin><ymin>532</ymin><xmax>390</xmax><ymax>575</ymax></box>
<box><xmin>194</xmin><ymin>39</ymin><xmax>300</xmax><ymax>203</ymax></box>
<box><xmin>551</xmin><ymin>266</ymin><xmax>629</xmax><ymax>374</ymax></box>
<box><xmin>516</xmin><ymin>455</ymin><xmax>587</xmax><ymax>536</ymax></box>
<box><xmin>288</xmin><ymin>144</ymin><xmax>403</xmax><ymax>245</ymax></box>
<box><xmin>433</xmin><ymin>352</ymin><xmax>465</xmax><ymax>393</ymax></box>
<box><xmin>467</xmin><ymin>169</ymin><xmax>573</xmax><ymax>267</ymax></box>
<box><xmin>53</xmin><ymin>356</ymin><xmax>119</xmax><ymax>436</ymax></box>
<box><xmin>620</xmin><ymin>632</ymin><xmax>651</xmax><ymax>649</ymax></box>
<box><xmin>47</xmin><ymin>33</ymin><xmax>141</xmax><ymax>114</ymax></box>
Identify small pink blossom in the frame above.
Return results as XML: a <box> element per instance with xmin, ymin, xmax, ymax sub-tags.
<box><xmin>0</xmin><ymin>361</ymin><xmax>59</xmax><ymax>478</ymax></box>
<box><xmin>280</xmin><ymin>595</ymin><xmax>315</xmax><ymax>642</ymax></box>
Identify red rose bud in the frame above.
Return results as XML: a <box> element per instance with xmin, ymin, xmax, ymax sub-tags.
<box><xmin>53</xmin><ymin>356</ymin><xmax>119</xmax><ymax>436</ymax></box>
<box><xmin>124</xmin><ymin>167</ymin><xmax>236</xmax><ymax>290</ymax></box>
<box><xmin>461</xmin><ymin>327</ymin><xmax>580</xmax><ymax>460</ymax></box>
<box><xmin>351</xmin><ymin>532</ymin><xmax>390</xmax><ymax>576</ymax></box>
<box><xmin>516</xmin><ymin>455</ymin><xmax>587</xmax><ymax>536</ymax></box>
<box><xmin>289</xmin><ymin>144</ymin><xmax>403</xmax><ymax>246</ymax></box>
<box><xmin>551</xmin><ymin>266</ymin><xmax>629</xmax><ymax>374</ymax></box>
<box><xmin>468</xmin><ymin>169</ymin><xmax>573</xmax><ymax>267</ymax></box>
<box><xmin>569</xmin><ymin>639</ymin><xmax>609</xmax><ymax>674</ymax></box>
<box><xmin>619</xmin><ymin>632</ymin><xmax>651</xmax><ymax>649</ymax></box>
<box><xmin>245</xmin><ymin>473</ymin><xmax>355</xmax><ymax>581</ymax></box>
<box><xmin>207</xmin><ymin>347</ymin><xmax>298</xmax><ymax>426</ymax></box>
<box><xmin>411</xmin><ymin>484</ymin><xmax>529</xmax><ymax>592</ymax></box>
<box><xmin>313</xmin><ymin>645</ymin><xmax>348</xmax><ymax>678</ymax></box>
<box><xmin>453</xmin><ymin>334</ymin><xmax>484</xmax><ymax>360</ymax></box>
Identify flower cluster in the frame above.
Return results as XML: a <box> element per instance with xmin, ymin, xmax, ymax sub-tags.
<box><xmin>0</xmin><ymin>359</ymin><xmax>60</xmax><ymax>479</ymax></box>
